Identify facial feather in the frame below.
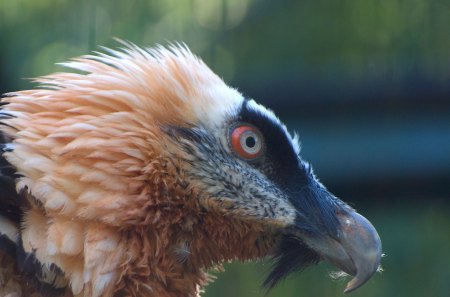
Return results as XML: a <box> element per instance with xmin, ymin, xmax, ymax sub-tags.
<box><xmin>0</xmin><ymin>43</ymin><xmax>273</xmax><ymax>296</ymax></box>
<box><xmin>0</xmin><ymin>42</ymin><xmax>382</xmax><ymax>297</ymax></box>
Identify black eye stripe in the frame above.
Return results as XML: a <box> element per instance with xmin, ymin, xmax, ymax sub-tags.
<box><xmin>238</xmin><ymin>100</ymin><xmax>306</xmax><ymax>188</ymax></box>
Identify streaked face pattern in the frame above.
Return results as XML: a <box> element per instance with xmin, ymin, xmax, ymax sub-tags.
<box><xmin>164</xmin><ymin>97</ymin><xmax>382</xmax><ymax>291</ymax></box>
<box><xmin>0</xmin><ymin>43</ymin><xmax>381</xmax><ymax>296</ymax></box>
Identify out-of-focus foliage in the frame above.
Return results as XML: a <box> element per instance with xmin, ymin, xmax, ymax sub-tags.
<box><xmin>1</xmin><ymin>1</ymin><xmax>449</xmax><ymax>297</ymax></box>
<box><xmin>1</xmin><ymin>0</ymin><xmax>450</xmax><ymax>89</ymax></box>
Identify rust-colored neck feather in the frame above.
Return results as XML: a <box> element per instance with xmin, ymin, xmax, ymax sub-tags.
<box><xmin>113</xmin><ymin>184</ymin><xmax>277</xmax><ymax>297</ymax></box>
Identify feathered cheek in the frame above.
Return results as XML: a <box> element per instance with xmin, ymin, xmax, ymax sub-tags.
<box><xmin>188</xmin><ymin>180</ymin><xmax>295</xmax><ymax>228</ymax></box>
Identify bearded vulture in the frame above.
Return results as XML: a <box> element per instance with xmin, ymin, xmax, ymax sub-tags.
<box><xmin>0</xmin><ymin>42</ymin><xmax>382</xmax><ymax>297</ymax></box>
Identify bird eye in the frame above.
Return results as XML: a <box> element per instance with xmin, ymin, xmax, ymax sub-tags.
<box><xmin>230</xmin><ymin>124</ymin><xmax>264</xmax><ymax>160</ymax></box>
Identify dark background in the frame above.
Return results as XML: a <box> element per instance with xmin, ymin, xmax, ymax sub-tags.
<box><xmin>1</xmin><ymin>1</ymin><xmax>449</xmax><ymax>296</ymax></box>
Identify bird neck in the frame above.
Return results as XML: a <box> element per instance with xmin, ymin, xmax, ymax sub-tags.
<box><xmin>114</xmin><ymin>204</ymin><xmax>277</xmax><ymax>297</ymax></box>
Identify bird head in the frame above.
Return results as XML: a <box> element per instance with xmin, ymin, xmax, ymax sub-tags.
<box><xmin>0</xmin><ymin>42</ymin><xmax>381</xmax><ymax>296</ymax></box>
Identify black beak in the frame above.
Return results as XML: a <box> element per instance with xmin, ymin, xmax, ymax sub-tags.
<box><xmin>265</xmin><ymin>181</ymin><xmax>382</xmax><ymax>293</ymax></box>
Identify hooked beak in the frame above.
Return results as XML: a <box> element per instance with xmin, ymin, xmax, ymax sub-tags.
<box><xmin>302</xmin><ymin>210</ymin><xmax>382</xmax><ymax>293</ymax></box>
<box><xmin>264</xmin><ymin>176</ymin><xmax>381</xmax><ymax>293</ymax></box>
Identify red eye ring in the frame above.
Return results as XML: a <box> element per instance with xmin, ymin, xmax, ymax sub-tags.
<box><xmin>230</xmin><ymin>124</ymin><xmax>264</xmax><ymax>160</ymax></box>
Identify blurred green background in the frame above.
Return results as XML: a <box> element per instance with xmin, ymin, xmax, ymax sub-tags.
<box><xmin>1</xmin><ymin>0</ymin><xmax>449</xmax><ymax>296</ymax></box>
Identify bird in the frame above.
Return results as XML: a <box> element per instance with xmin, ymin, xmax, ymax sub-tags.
<box><xmin>0</xmin><ymin>42</ymin><xmax>382</xmax><ymax>297</ymax></box>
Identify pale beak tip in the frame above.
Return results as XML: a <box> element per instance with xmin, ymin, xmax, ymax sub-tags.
<box><xmin>343</xmin><ymin>263</ymin><xmax>381</xmax><ymax>293</ymax></box>
<box><xmin>343</xmin><ymin>277</ymin><xmax>362</xmax><ymax>293</ymax></box>
<box><xmin>338</xmin><ymin>212</ymin><xmax>383</xmax><ymax>293</ymax></box>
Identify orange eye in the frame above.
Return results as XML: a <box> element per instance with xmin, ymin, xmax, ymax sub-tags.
<box><xmin>230</xmin><ymin>124</ymin><xmax>264</xmax><ymax>160</ymax></box>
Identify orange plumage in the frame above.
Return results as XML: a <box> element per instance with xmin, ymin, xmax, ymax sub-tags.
<box><xmin>0</xmin><ymin>43</ymin><xmax>382</xmax><ymax>297</ymax></box>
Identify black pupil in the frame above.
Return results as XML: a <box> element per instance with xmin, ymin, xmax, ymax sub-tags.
<box><xmin>245</xmin><ymin>136</ymin><xmax>256</xmax><ymax>148</ymax></box>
